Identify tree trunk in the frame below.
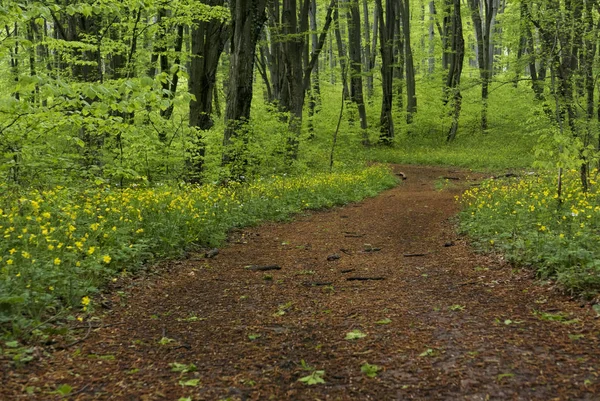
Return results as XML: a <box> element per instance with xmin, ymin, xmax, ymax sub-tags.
<box><xmin>446</xmin><ymin>0</ymin><xmax>465</xmax><ymax>142</ymax></box>
<box><xmin>362</xmin><ymin>0</ymin><xmax>373</xmax><ymax>99</ymax></box>
<box><xmin>347</xmin><ymin>0</ymin><xmax>368</xmax><ymax>141</ymax></box>
<box><xmin>376</xmin><ymin>0</ymin><xmax>395</xmax><ymax>144</ymax></box>
<box><xmin>223</xmin><ymin>0</ymin><xmax>268</xmax><ymax>177</ymax></box>
<box><xmin>400</xmin><ymin>0</ymin><xmax>416</xmax><ymax>124</ymax></box>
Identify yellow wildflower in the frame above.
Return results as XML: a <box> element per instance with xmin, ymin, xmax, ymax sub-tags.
<box><xmin>53</xmin><ymin>258</ymin><xmax>61</xmax><ymax>266</ymax></box>
<box><xmin>102</xmin><ymin>255</ymin><xmax>111</xmax><ymax>264</ymax></box>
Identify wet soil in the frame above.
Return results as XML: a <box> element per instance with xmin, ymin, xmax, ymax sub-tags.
<box><xmin>3</xmin><ymin>165</ymin><xmax>600</xmax><ymax>400</ymax></box>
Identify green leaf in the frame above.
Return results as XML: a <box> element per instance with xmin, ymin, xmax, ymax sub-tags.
<box><xmin>375</xmin><ymin>318</ymin><xmax>392</xmax><ymax>325</ymax></box>
<box><xmin>496</xmin><ymin>372</ymin><xmax>514</xmax><ymax>382</ymax></box>
<box><xmin>55</xmin><ymin>384</ymin><xmax>73</xmax><ymax>396</ymax></box>
<box><xmin>170</xmin><ymin>362</ymin><xmax>197</xmax><ymax>373</ymax></box>
<box><xmin>158</xmin><ymin>337</ymin><xmax>175</xmax><ymax>345</ymax></box>
<box><xmin>360</xmin><ymin>363</ymin><xmax>381</xmax><ymax>378</ymax></box>
<box><xmin>592</xmin><ymin>304</ymin><xmax>600</xmax><ymax>316</ymax></box>
<box><xmin>5</xmin><ymin>340</ymin><xmax>19</xmax><ymax>348</ymax></box>
<box><xmin>178</xmin><ymin>379</ymin><xmax>200</xmax><ymax>387</ymax></box>
<box><xmin>345</xmin><ymin>329</ymin><xmax>367</xmax><ymax>340</ymax></box>
<box><xmin>419</xmin><ymin>348</ymin><xmax>435</xmax><ymax>357</ymax></box>
<box><xmin>298</xmin><ymin>370</ymin><xmax>325</xmax><ymax>385</ymax></box>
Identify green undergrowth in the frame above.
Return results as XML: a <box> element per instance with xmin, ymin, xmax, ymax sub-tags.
<box><xmin>0</xmin><ymin>165</ymin><xmax>397</xmax><ymax>337</ymax></box>
<box><xmin>460</xmin><ymin>170</ymin><xmax>600</xmax><ymax>296</ymax></box>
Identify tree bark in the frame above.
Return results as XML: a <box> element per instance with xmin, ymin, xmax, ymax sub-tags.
<box><xmin>446</xmin><ymin>0</ymin><xmax>465</xmax><ymax>142</ymax></box>
<box><xmin>400</xmin><ymin>0</ymin><xmax>416</xmax><ymax>124</ymax></box>
<box><xmin>376</xmin><ymin>0</ymin><xmax>395</xmax><ymax>144</ymax></box>
<box><xmin>347</xmin><ymin>0</ymin><xmax>368</xmax><ymax>140</ymax></box>
<box><xmin>222</xmin><ymin>0</ymin><xmax>268</xmax><ymax>176</ymax></box>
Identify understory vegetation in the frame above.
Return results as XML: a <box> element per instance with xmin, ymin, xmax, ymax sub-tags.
<box><xmin>461</xmin><ymin>170</ymin><xmax>600</xmax><ymax>297</ymax></box>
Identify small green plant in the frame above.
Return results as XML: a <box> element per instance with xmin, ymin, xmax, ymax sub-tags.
<box><xmin>158</xmin><ymin>337</ymin><xmax>176</xmax><ymax>345</ymax></box>
<box><xmin>534</xmin><ymin>310</ymin><xmax>579</xmax><ymax>324</ymax></box>
<box><xmin>375</xmin><ymin>318</ymin><xmax>392</xmax><ymax>325</ymax></box>
<box><xmin>176</xmin><ymin>315</ymin><xmax>205</xmax><ymax>322</ymax></box>
<box><xmin>248</xmin><ymin>333</ymin><xmax>262</xmax><ymax>340</ymax></box>
<box><xmin>169</xmin><ymin>362</ymin><xmax>197</xmax><ymax>373</ymax></box>
<box><xmin>419</xmin><ymin>348</ymin><xmax>435</xmax><ymax>357</ymax></box>
<box><xmin>54</xmin><ymin>384</ymin><xmax>73</xmax><ymax>396</ymax></box>
<box><xmin>496</xmin><ymin>372</ymin><xmax>514</xmax><ymax>382</ymax></box>
<box><xmin>298</xmin><ymin>370</ymin><xmax>325</xmax><ymax>385</ymax></box>
<box><xmin>297</xmin><ymin>359</ymin><xmax>326</xmax><ymax>385</ymax></box>
<box><xmin>296</xmin><ymin>270</ymin><xmax>315</xmax><ymax>275</ymax></box>
<box><xmin>449</xmin><ymin>304</ymin><xmax>465</xmax><ymax>311</ymax></box>
<box><xmin>273</xmin><ymin>301</ymin><xmax>293</xmax><ymax>317</ymax></box>
<box><xmin>178</xmin><ymin>379</ymin><xmax>200</xmax><ymax>387</ymax></box>
<box><xmin>360</xmin><ymin>363</ymin><xmax>381</xmax><ymax>378</ymax></box>
<box><xmin>345</xmin><ymin>329</ymin><xmax>367</xmax><ymax>340</ymax></box>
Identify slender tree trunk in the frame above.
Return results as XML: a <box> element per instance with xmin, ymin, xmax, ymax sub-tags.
<box><xmin>446</xmin><ymin>0</ymin><xmax>465</xmax><ymax>142</ymax></box>
<box><xmin>400</xmin><ymin>0</ymin><xmax>416</xmax><ymax>124</ymax></box>
<box><xmin>362</xmin><ymin>0</ymin><xmax>373</xmax><ymax>99</ymax></box>
<box><xmin>428</xmin><ymin>1</ymin><xmax>435</xmax><ymax>74</ymax></box>
<box><xmin>334</xmin><ymin>5</ymin><xmax>350</xmax><ymax>100</ymax></box>
<box><xmin>347</xmin><ymin>0</ymin><xmax>368</xmax><ymax>141</ymax></box>
<box><xmin>308</xmin><ymin>0</ymin><xmax>322</xmax><ymax>134</ymax></box>
<box><xmin>376</xmin><ymin>0</ymin><xmax>395</xmax><ymax>144</ymax></box>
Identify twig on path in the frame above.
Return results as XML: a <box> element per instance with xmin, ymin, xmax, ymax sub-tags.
<box><xmin>245</xmin><ymin>265</ymin><xmax>282</xmax><ymax>271</ymax></box>
<box><xmin>403</xmin><ymin>253</ymin><xmax>427</xmax><ymax>257</ymax></box>
<box><xmin>302</xmin><ymin>281</ymin><xmax>334</xmax><ymax>287</ymax></box>
<box><xmin>346</xmin><ymin>277</ymin><xmax>385</xmax><ymax>281</ymax></box>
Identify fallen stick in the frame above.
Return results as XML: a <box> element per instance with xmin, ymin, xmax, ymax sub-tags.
<box><xmin>245</xmin><ymin>265</ymin><xmax>282</xmax><ymax>271</ymax></box>
<box><xmin>403</xmin><ymin>253</ymin><xmax>427</xmax><ymax>257</ymax></box>
<box><xmin>302</xmin><ymin>281</ymin><xmax>333</xmax><ymax>287</ymax></box>
<box><xmin>346</xmin><ymin>277</ymin><xmax>385</xmax><ymax>281</ymax></box>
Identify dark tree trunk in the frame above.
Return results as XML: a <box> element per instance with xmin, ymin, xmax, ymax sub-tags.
<box><xmin>347</xmin><ymin>0</ymin><xmax>368</xmax><ymax>141</ymax></box>
<box><xmin>376</xmin><ymin>0</ymin><xmax>395</xmax><ymax>144</ymax></box>
<box><xmin>188</xmin><ymin>0</ymin><xmax>229</xmax><ymax>181</ymax></box>
<box><xmin>222</xmin><ymin>0</ymin><xmax>268</xmax><ymax>176</ymax></box>
<box><xmin>362</xmin><ymin>0</ymin><xmax>374</xmax><ymax>99</ymax></box>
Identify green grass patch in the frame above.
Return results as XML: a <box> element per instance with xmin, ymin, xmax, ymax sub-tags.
<box><xmin>460</xmin><ymin>170</ymin><xmax>600</xmax><ymax>296</ymax></box>
<box><xmin>0</xmin><ymin>165</ymin><xmax>397</xmax><ymax>337</ymax></box>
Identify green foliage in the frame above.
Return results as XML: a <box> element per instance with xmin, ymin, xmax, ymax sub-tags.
<box><xmin>0</xmin><ymin>165</ymin><xmax>396</xmax><ymax>336</ymax></box>
<box><xmin>360</xmin><ymin>362</ymin><xmax>381</xmax><ymax>378</ymax></box>
<box><xmin>345</xmin><ymin>329</ymin><xmax>367</xmax><ymax>340</ymax></box>
<box><xmin>460</xmin><ymin>170</ymin><xmax>600</xmax><ymax>295</ymax></box>
<box><xmin>170</xmin><ymin>362</ymin><xmax>197</xmax><ymax>373</ymax></box>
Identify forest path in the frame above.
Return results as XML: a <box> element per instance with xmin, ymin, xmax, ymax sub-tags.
<box><xmin>4</xmin><ymin>165</ymin><xmax>600</xmax><ymax>400</ymax></box>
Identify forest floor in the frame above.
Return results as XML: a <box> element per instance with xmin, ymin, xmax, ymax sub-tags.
<box><xmin>3</xmin><ymin>165</ymin><xmax>600</xmax><ymax>400</ymax></box>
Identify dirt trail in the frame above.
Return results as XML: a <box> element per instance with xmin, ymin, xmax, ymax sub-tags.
<box><xmin>3</xmin><ymin>165</ymin><xmax>600</xmax><ymax>400</ymax></box>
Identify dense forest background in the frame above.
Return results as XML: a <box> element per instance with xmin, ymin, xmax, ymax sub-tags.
<box><xmin>3</xmin><ymin>0</ymin><xmax>600</xmax><ymax>333</ymax></box>
<box><xmin>2</xmin><ymin>0</ymin><xmax>595</xmax><ymax>186</ymax></box>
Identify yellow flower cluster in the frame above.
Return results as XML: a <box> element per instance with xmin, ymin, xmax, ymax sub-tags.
<box><xmin>460</xmin><ymin>169</ymin><xmax>600</xmax><ymax>291</ymax></box>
